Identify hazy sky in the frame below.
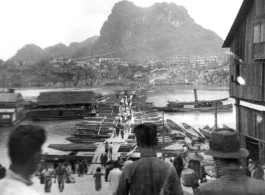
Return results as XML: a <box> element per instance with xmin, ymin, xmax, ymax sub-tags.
<box><xmin>0</xmin><ymin>0</ymin><xmax>243</xmax><ymax>61</ymax></box>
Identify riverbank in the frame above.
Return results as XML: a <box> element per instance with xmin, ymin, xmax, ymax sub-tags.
<box><xmin>30</xmin><ymin>174</ymin><xmax>194</xmax><ymax>195</ymax></box>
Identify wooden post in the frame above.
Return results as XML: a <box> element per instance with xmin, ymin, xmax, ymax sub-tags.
<box><xmin>162</xmin><ymin>111</ymin><xmax>165</xmax><ymax>161</ymax></box>
<box><xmin>214</xmin><ymin>101</ymin><xmax>218</xmax><ymax>130</ymax></box>
<box><xmin>194</xmin><ymin>89</ymin><xmax>198</xmax><ymax>102</ymax></box>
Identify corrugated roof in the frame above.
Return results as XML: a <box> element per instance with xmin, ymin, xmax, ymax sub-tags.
<box><xmin>0</xmin><ymin>93</ymin><xmax>22</xmax><ymax>103</ymax></box>
<box><xmin>37</xmin><ymin>91</ymin><xmax>95</xmax><ymax>106</ymax></box>
<box><xmin>223</xmin><ymin>0</ymin><xmax>254</xmax><ymax>47</ymax></box>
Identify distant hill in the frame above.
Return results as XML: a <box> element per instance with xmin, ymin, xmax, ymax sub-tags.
<box><xmin>44</xmin><ymin>43</ymin><xmax>71</xmax><ymax>59</ymax></box>
<box><xmin>11</xmin><ymin>36</ymin><xmax>99</xmax><ymax>63</ymax></box>
<box><xmin>10</xmin><ymin>44</ymin><xmax>51</xmax><ymax>63</ymax></box>
<box><xmin>89</xmin><ymin>1</ymin><xmax>227</xmax><ymax>60</ymax></box>
<box><xmin>10</xmin><ymin>1</ymin><xmax>227</xmax><ymax>62</ymax></box>
<box><xmin>71</xmin><ymin>36</ymin><xmax>99</xmax><ymax>58</ymax></box>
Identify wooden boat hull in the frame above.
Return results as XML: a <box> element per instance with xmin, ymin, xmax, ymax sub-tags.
<box><xmin>180</xmin><ymin>123</ymin><xmax>205</xmax><ymax>140</ymax></box>
<box><xmin>42</xmin><ymin>153</ymin><xmax>94</xmax><ymax>163</ymax></box>
<box><xmin>166</xmin><ymin>119</ymin><xmax>184</xmax><ymax>133</ymax></box>
<box><xmin>66</xmin><ymin>137</ymin><xmax>105</xmax><ymax>143</ymax></box>
<box><xmin>199</xmin><ymin>128</ymin><xmax>212</xmax><ymax>139</ymax></box>
<box><xmin>155</xmin><ymin>104</ymin><xmax>233</xmax><ymax>113</ymax></box>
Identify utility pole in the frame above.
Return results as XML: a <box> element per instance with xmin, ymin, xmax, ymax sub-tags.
<box><xmin>214</xmin><ymin>101</ymin><xmax>218</xmax><ymax>129</ymax></box>
<box><xmin>162</xmin><ymin>111</ymin><xmax>165</xmax><ymax>161</ymax></box>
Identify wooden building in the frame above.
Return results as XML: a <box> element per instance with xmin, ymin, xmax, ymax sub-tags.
<box><xmin>0</xmin><ymin>92</ymin><xmax>26</xmax><ymax>126</ymax></box>
<box><xmin>223</xmin><ymin>0</ymin><xmax>265</xmax><ymax>164</ymax></box>
<box><xmin>27</xmin><ymin>91</ymin><xmax>96</xmax><ymax>120</ymax></box>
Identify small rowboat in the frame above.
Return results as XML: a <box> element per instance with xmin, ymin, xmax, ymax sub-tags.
<box><xmin>180</xmin><ymin>123</ymin><xmax>205</xmax><ymax>140</ymax></box>
<box><xmin>165</xmin><ymin>119</ymin><xmax>184</xmax><ymax>133</ymax></box>
<box><xmin>199</xmin><ymin>125</ymin><xmax>213</xmax><ymax>139</ymax></box>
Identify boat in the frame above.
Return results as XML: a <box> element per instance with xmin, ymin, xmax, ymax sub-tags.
<box><xmin>66</xmin><ymin>137</ymin><xmax>105</xmax><ymax>143</ymax></box>
<box><xmin>199</xmin><ymin>125</ymin><xmax>214</xmax><ymax>139</ymax></box>
<box><xmin>166</xmin><ymin>97</ymin><xmax>228</xmax><ymax>107</ymax></box>
<box><xmin>155</xmin><ymin>103</ymin><xmax>232</xmax><ymax>113</ymax></box>
<box><xmin>156</xmin><ymin>89</ymin><xmax>232</xmax><ymax>113</ymax></box>
<box><xmin>48</xmin><ymin>143</ymin><xmax>98</xmax><ymax>152</ymax></box>
<box><xmin>42</xmin><ymin>150</ymin><xmax>94</xmax><ymax>163</ymax></box>
<box><xmin>168</xmin><ymin>132</ymin><xmax>185</xmax><ymax>139</ymax></box>
<box><xmin>165</xmin><ymin>119</ymin><xmax>184</xmax><ymax>133</ymax></box>
<box><xmin>179</xmin><ymin>123</ymin><xmax>206</xmax><ymax>140</ymax></box>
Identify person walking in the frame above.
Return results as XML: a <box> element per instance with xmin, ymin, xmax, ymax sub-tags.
<box><xmin>54</xmin><ymin>163</ymin><xmax>69</xmax><ymax>192</ymax></box>
<box><xmin>105</xmin><ymin>161</ymin><xmax>114</xmax><ymax>182</ymax></box>
<box><xmin>94</xmin><ymin>167</ymin><xmax>103</xmax><ymax>191</ymax></box>
<box><xmin>195</xmin><ymin>128</ymin><xmax>265</xmax><ymax>195</ymax></box>
<box><xmin>78</xmin><ymin>162</ymin><xmax>84</xmax><ymax>177</ymax></box>
<box><xmin>253</xmin><ymin>162</ymin><xmax>264</xmax><ymax>180</ymax></box>
<box><xmin>41</xmin><ymin>164</ymin><xmax>53</xmax><ymax>193</ymax></box>
<box><xmin>0</xmin><ymin>125</ymin><xmax>46</xmax><ymax>195</ymax></box>
<box><xmin>116</xmin><ymin>123</ymin><xmax>183</xmax><ymax>195</ymax></box>
<box><xmin>120</xmin><ymin>127</ymin><xmax>125</xmax><ymax>139</ymax></box>
<box><xmin>115</xmin><ymin>123</ymin><xmax>121</xmax><ymax>137</ymax></box>
<box><xmin>108</xmin><ymin>160</ymin><xmax>122</xmax><ymax>195</ymax></box>
<box><xmin>108</xmin><ymin>144</ymin><xmax>113</xmax><ymax>160</ymax></box>
<box><xmin>173</xmin><ymin>154</ymin><xmax>184</xmax><ymax>179</ymax></box>
<box><xmin>247</xmin><ymin>159</ymin><xmax>255</xmax><ymax>177</ymax></box>
<box><xmin>105</xmin><ymin>142</ymin><xmax>109</xmax><ymax>155</ymax></box>
<box><xmin>100</xmin><ymin>153</ymin><xmax>108</xmax><ymax>168</ymax></box>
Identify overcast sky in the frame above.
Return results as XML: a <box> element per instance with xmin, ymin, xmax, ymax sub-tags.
<box><xmin>0</xmin><ymin>0</ymin><xmax>243</xmax><ymax>61</ymax></box>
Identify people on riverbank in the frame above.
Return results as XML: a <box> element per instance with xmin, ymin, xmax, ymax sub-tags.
<box><xmin>247</xmin><ymin>159</ymin><xmax>255</xmax><ymax>177</ymax></box>
<box><xmin>54</xmin><ymin>163</ymin><xmax>69</xmax><ymax>192</ymax></box>
<box><xmin>100</xmin><ymin>153</ymin><xmax>108</xmax><ymax>169</ymax></box>
<box><xmin>41</xmin><ymin>164</ymin><xmax>53</xmax><ymax>193</ymax></box>
<box><xmin>116</xmin><ymin>123</ymin><xmax>183</xmax><ymax>195</ymax></box>
<box><xmin>93</xmin><ymin>167</ymin><xmax>103</xmax><ymax>191</ymax></box>
<box><xmin>105</xmin><ymin>161</ymin><xmax>114</xmax><ymax>182</ymax></box>
<box><xmin>173</xmin><ymin>154</ymin><xmax>184</xmax><ymax>179</ymax></box>
<box><xmin>0</xmin><ymin>125</ymin><xmax>46</xmax><ymax>195</ymax></box>
<box><xmin>195</xmin><ymin>128</ymin><xmax>265</xmax><ymax>195</ymax></box>
<box><xmin>108</xmin><ymin>160</ymin><xmax>122</xmax><ymax>195</ymax></box>
<box><xmin>253</xmin><ymin>162</ymin><xmax>264</xmax><ymax>180</ymax></box>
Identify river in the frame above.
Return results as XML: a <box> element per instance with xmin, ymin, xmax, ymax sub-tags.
<box><xmin>0</xmin><ymin>85</ymin><xmax>235</xmax><ymax>167</ymax></box>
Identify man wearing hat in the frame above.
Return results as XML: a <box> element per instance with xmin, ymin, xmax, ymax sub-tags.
<box><xmin>196</xmin><ymin>129</ymin><xmax>265</xmax><ymax>195</ymax></box>
<box><xmin>108</xmin><ymin>160</ymin><xmax>122</xmax><ymax>195</ymax></box>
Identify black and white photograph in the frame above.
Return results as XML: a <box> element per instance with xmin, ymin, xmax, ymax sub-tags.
<box><xmin>0</xmin><ymin>0</ymin><xmax>265</xmax><ymax>194</ymax></box>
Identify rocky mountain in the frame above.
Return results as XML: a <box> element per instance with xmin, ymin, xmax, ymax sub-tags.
<box><xmin>10</xmin><ymin>44</ymin><xmax>51</xmax><ymax>63</ymax></box>
<box><xmin>90</xmin><ymin>1</ymin><xmax>226</xmax><ymax>60</ymax></box>
<box><xmin>44</xmin><ymin>43</ymin><xmax>71</xmax><ymax>59</ymax></box>
<box><xmin>11</xmin><ymin>1</ymin><xmax>227</xmax><ymax>63</ymax></box>
<box><xmin>71</xmin><ymin>36</ymin><xmax>99</xmax><ymax>58</ymax></box>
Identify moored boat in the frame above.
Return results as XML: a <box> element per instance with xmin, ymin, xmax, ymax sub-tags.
<box><xmin>165</xmin><ymin>119</ymin><xmax>184</xmax><ymax>133</ymax></box>
<box><xmin>199</xmin><ymin>125</ymin><xmax>213</xmax><ymax>139</ymax></box>
<box><xmin>180</xmin><ymin>123</ymin><xmax>206</xmax><ymax>140</ymax></box>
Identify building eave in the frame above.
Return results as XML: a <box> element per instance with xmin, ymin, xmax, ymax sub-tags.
<box><xmin>222</xmin><ymin>0</ymin><xmax>254</xmax><ymax>48</ymax></box>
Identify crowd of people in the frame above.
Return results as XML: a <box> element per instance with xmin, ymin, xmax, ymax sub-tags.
<box><xmin>1</xmin><ymin>110</ymin><xmax>265</xmax><ymax>195</ymax></box>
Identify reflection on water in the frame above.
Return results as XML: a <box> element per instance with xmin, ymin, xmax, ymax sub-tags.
<box><xmin>0</xmin><ymin>85</ymin><xmax>235</xmax><ymax>167</ymax></box>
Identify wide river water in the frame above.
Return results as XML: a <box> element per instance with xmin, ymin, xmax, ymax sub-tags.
<box><xmin>0</xmin><ymin>85</ymin><xmax>234</xmax><ymax>167</ymax></box>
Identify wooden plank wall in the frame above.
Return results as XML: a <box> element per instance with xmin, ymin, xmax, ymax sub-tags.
<box><xmin>238</xmin><ymin>105</ymin><xmax>265</xmax><ymax>141</ymax></box>
<box><xmin>231</xmin><ymin>62</ymin><xmax>263</xmax><ymax>101</ymax></box>
<box><xmin>245</xmin><ymin>5</ymin><xmax>254</xmax><ymax>64</ymax></box>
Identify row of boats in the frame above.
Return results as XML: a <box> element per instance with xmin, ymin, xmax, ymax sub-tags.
<box><xmin>40</xmin><ymin>87</ymin><xmax>233</xmax><ymax>166</ymax></box>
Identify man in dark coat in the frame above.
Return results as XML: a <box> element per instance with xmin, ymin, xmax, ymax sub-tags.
<box><xmin>195</xmin><ymin>128</ymin><xmax>265</xmax><ymax>195</ymax></box>
<box><xmin>105</xmin><ymin>161</ymin><xmax>114</xmax><ymax>182</ymax></box>
<box><xmin>173</xmin><ymin>154</ymin><xmax>184</xmax><ymax>178</ymax></box>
